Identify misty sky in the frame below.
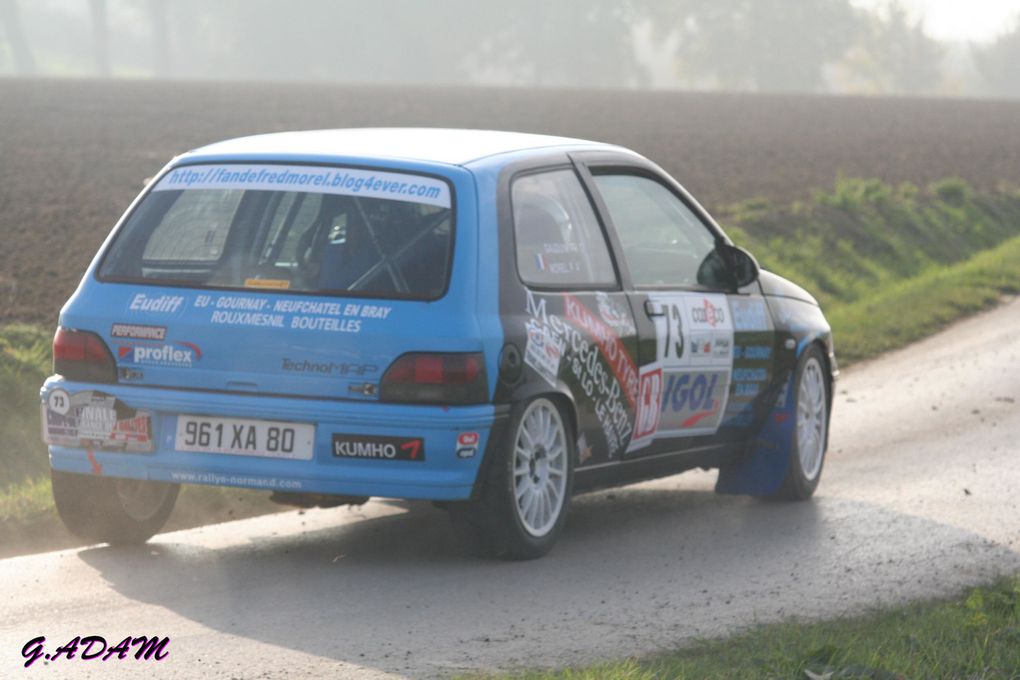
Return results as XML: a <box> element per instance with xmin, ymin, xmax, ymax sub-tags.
<box><xmin>852</xmin><ymin>0</ymin><xmax>1020</xmax><ymax>41</ymax></box>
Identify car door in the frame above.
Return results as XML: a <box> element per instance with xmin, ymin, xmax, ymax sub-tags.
<box><xmin>574</xmin><ymin>159</ymin><xmax>777</xmax><ymax>460</ymax></box>
<box><xmin>497</xmin><ymin>164</ymin><xmax>641</xmax><ymax>468</ymax></box>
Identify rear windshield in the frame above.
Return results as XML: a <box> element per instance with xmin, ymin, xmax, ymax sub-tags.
<box><xmin>99</xmin><ymin>163</ymin><xmax>454</xmax><ymax>300</ymax></box>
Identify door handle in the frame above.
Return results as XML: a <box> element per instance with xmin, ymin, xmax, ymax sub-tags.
<box><xmin>644</xmin><ymin>300</ymin><xmax>664</xmax><ymax>317</ymax></box>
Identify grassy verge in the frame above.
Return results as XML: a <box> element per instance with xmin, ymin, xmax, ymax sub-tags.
<box><xmin>464</xmin><ymin>577</ymin><xmax>1020</xmax><ymax>679</ymax></box>
<box><xmin>826</xmin><ymin>235</ymin><xmax>1020</xmax><ymax>362</ymax></box>
<box><xmin>721</xmin><ymin>177</ymin><xmax>1020</xmax><ymax>363</ymax></box>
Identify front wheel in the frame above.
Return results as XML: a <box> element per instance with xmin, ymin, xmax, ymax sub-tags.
<box><xmin>449</xmin><ymin>397</ymin><xmax>574</xmax><ymax>560</ymax></box>
<box><xmin>771</xmin><ymin>345</ymin><xmax>830</xmax><ymax>501</ymax></box>
<box><xmin>51</xmin><ymin>469</ymin><xmax>180</xmax><ymax>545</ymax></box>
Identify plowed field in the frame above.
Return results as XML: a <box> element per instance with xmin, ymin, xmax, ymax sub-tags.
<box><xmin>3</xmin><ymin>78</ymin><xmax>1020</xmax><ymax>323</ymax></box>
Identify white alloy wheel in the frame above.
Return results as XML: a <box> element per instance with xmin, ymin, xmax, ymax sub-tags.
<box><xmin>512</xmin><ymin>398</ymin><xmax>568</xmax><ymax>537</ymax></box>
<box><xmin>797</xmin><ymin>356</ymin><xmax>828</xmax><ymax>481</ymax></box>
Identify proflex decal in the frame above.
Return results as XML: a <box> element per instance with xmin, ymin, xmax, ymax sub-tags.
<box><xmin>117</xmin><ymin>341</ymin><xmax>202</xmax><ymax>368</ymax></box>
<box><xmin>629</xmin><ymin>293</ymin><xmax>733</xmax><ymax>451</ymax></box>
<box><xmin>523</xmin><ymin>291</ymin><xmax>637</xmax><ymax>458</ymax></box>
<box><xmin>42</xmin><ymin>389</ymin><xmax>153</xmax><ymax>453</ymax></box>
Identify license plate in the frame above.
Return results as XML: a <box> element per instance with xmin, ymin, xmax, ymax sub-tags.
<box><xmin>175</xmin><ymin>415</ymin><xmax>315</xmax><ymax>460</ymax></box>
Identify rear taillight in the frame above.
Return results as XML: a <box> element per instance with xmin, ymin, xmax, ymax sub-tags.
<box><xmin>380</xmin><ymin>353</ymin><xmax>487</xmax><ymax>405</ymax></box>
<box><xmin>53</xmin><ymin>328</ymin><xmax>117</xmax><ymax>383</ymax></box>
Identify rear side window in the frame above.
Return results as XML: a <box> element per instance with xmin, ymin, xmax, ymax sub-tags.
<box><xmin>512</xmin><ymin>169</ymin><xmax>616</xmax><ymax>288</ymax></box>
<box><xmin>99</xmin><ymin>164</ymin><xmax>454</xmax><ymax>300</ymax></box>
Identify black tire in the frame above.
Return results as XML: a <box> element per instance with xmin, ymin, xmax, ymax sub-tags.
<box><xmin>770</xmin><ymin>344</ymin><xmax>830</xmax><ymax>501</ymax></box>
<box><xmin>449</xmin><ymin>397</ymin><xmax>575</xmax><ymax>560</ymax></box>
<box><xmin>51</xmin><ymin>469</ymin><xmax>180</xmax><ymax>545</ymax></box>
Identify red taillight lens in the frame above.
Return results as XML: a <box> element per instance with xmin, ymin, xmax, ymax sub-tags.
<box><xmin>53</xmin><ymin>328</ymin><xmax>117</xmax><ymax>383</ymax></box>
<box><xmin>380</xmin><ymin>353</ymin><xmax>487</xmax><ymax>404</ymax></box>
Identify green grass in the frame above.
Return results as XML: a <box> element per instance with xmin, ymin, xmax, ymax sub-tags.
<box><xmin>720</xmin><ymin>177</ymin><xmax>1020</xmax><ymax>365</ymax></box>
<box><xmin>722</xmin><ymin>178</ymin><xmax>1020</xmax><ymax>312</ymax></box>
<box><xmin>463</xmin><ymin>577</ymin><xmax>1020</xmax><ymax>679</ymax></box>
<box><xmin>0</xmin><ymin>475</ymin><xmax>53</xmax><ymax>523</ymax></box>
<box><xmin>0</xmin><ymin>324</ymin><xmax>51</xmax><ymax>487</ymax></box>
<box><xmin>827</xmin><ymin>235</ymin><xmax>1020</xmax><ymax>363</ymax></box>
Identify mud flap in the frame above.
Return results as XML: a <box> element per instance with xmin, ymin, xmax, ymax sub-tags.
<box><xmin>715</xmin><ymin>373</ymin><xmax>796</xmax><ymax>496</ymax></box>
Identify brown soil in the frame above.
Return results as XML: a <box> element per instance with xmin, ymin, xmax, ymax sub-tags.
<box><xmin>3</xmin><ymin>78</ymin><xmax>1020</xmax><ymax>324</ymax></box>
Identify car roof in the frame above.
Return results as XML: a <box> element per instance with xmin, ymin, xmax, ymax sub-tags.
<box><xmin>184</xmin><ymin>128</ymin><xmax>628</xmax><ymax>167</ymax></box>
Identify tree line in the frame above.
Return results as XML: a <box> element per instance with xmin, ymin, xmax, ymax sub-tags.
<box><xmin>0</xmin><ymin>0</ymin><xmax>1017</xmax><ymax>98</ymax></box>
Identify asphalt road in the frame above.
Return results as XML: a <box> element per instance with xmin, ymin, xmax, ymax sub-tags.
<box><xmin>2</xmin><ymin>298</ymin><xmax>1018</xmax><ymax>678</ymax></box>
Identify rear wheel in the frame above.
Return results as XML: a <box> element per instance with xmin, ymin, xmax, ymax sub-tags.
<box><xmin>449</xmin><ymin>397</ymin><xmax>574</xmax><ymax>559</ymax></box>
<box><xmin>771</xmin><ymin>345</ymin><xmax>830</xmax><ymax>500</ymax></box>
<box><xmin>51</xmin><ymin>469</ymin><xmax>179</xmax><ymax>545</ymax></box>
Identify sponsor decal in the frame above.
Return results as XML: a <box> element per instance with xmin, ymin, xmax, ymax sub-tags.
<box><xmin>168</xmin><ymin>470</ymin><xmax>303</xmax><ymax>491</ymax></box>
<box><xmin>734</xmin><ymin>381</ymin><xmax>762</xmax><ymax>397</ymax></box>
<box><xmin>596</xmin><ymin>291</ymin><xmax>636</xmax><ymax>336</ymax></box>
<box><xmin>658</xmin><ymin>370</ymin><xmax>731</xmax><ymax>434</ymax></box>
<box><xmin>729</xmin><ymin>297</ymin><xmax>771</xmax><ymax>332</ymax></box>
<box><xmin>690</xmin><ymin>297</ymin><xmax>726</xmax><ymax>328</ymax></box>
<box><xmin>47</xmin><ymin>388</ymin><xmax>70</xmax><ymax>415</ymax></box>
<box><xmin>564</xmin><ymin>295</ymin><xmax>638</xmax><ymax>408</ymax></box>
<box><xmin>193</xmin><ymin>294</ymin><xmax>387</xmax><ymax>333</ymax></box>
<box><xmin>648</xmin><ymin>292</ymin><xmax>733</xmax><ymax>370</ymax></box>
<box><xmin>244</xmin><ymin>277</ymin><xmax>290</xmax><ymax>290</ymax></box>
<box><xmin>633</xmin><ymin>368</ymin><xmax>663</xmax><ymax>441</ymax></box>
<box><xmin>111</xmin><ymin>323</ymin><xmax>166</xmax><ymax>341</ymax></box>
<box><xmin>281</xmin><ymin>358</ymin><xmax>378</xmax><ymax>376</ymax></box>
<box><xmin>456</xmin><ymin>431</ymin><xmax>479</xmax><ymax>459</ymax></box>
<box><xmin>630</xmin><ymin>292</ymin><xmax>736</xmax><ymax>447</ymax></box>
<box><xmin>128</xmin><ymin>293</ymin><xmax>185</xmax><ymax>315</ymax></box>
<box><xmin>331</xmin><ymin>434</ymin><xmax>425</xmax><ymax>461</ymax></box>
<box><xmin>524</xmin><ymin>317</ymin><xmax>565</xmax><ymax>388</ymax></box>
<box><xmin>735</xmin><ymin>344</ymin><xmax>772</xmax><ymax>360</ymax></box>
<box><xmin>42</xmin><ymin>390</ymin><xmax>153</xmax><ymax>452</ymax></box>
<box><xmin>523</xmin><ymin>291</ymin><xmax>637</xmax><ymax>458</ymax></box>
<box><xmin>155</xmin><ymin>163</ymin><xmax>452</xmax><ymax>209</ymax></box>
<box><xmin>117</xmin><ymin>341</ymin><xmax>201</xmax><ymax>368</ymax></box>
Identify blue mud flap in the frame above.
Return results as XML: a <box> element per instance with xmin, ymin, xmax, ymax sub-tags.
<box><xmin>715</xmin><ymin>373</ymin><xmax>796</xmax><ymax>496</ymax></box>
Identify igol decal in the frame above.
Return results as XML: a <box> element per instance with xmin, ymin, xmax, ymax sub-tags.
<box><xmin>628</xmin><ymin>293</ymin><xmax>734</xmax><ymax>451</ymax></box>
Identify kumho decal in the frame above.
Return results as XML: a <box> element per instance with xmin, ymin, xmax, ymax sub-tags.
<box><xmin>118</xmin><ymin>342</ymin><xmax>202</xmax><ymax>368</ymax></box>
<box><xmin>658</xmin><ymin>370</ymin><xmax>731</xmax><ymax>434</ymax></box>
<box><xmin>331</xmin><ymin>434</ymin><xmax>425</xmax><ymax>461</ymax></box>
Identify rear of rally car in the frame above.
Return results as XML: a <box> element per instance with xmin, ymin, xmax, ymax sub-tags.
<box><xmin>40</xmin><ymin>155</ymin><xmax>507</xmax><ymax>544</ymax></box>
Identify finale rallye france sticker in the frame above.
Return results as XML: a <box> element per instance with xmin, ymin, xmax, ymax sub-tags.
<box><xmin>42</xmin><ymin>389</ymin><xmax>153</xmax><ymax>452</ymax></box>
<box><xmin>331</xmin><ymin>434</ymin><xmax>425</xmax><ymax>462</ymax></box>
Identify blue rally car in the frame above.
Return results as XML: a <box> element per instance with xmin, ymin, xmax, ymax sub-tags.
<box><xmin>41</xmin><ymin>129</ymin><xmax>836</xmax><ymax>559</ymax></box>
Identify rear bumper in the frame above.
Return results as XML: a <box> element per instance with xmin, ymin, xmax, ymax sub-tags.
<box><xmin>41</xmin><ymin>378</ymin><xmax>506</xmax><ymax>501</ymax></box>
